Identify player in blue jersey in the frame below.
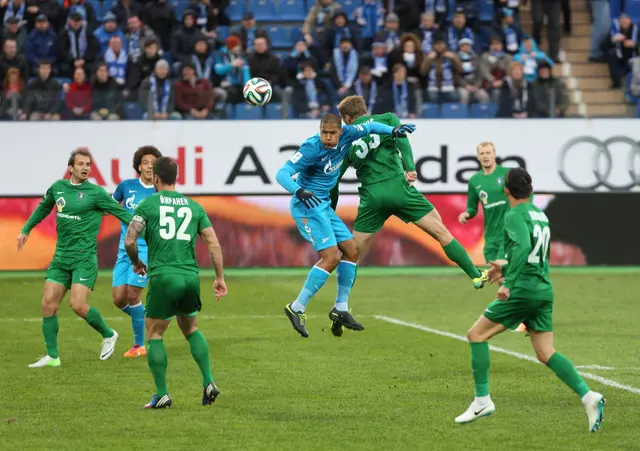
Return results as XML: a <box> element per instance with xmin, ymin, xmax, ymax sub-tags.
<box><xmin>112</xmin><ymin>146</ymin><xmax>162</xmax><ymax>357</ymax></box>
<box><xmin>276</xmin><ymin>113</ymin><xmax>416</xmax><ymax>338</ymax></box>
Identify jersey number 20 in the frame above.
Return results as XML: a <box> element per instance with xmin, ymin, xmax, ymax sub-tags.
<box><xmin>528</xmin><ymin>224</ymin><xmax>550</xmax><ymax>264</ymax></box>
<box><xmin>159</xmin><ymin>206</ymin><xmax>192</xmax><ymax>241</ymax></box>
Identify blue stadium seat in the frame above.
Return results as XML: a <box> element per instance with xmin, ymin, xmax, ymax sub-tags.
<box><xmin>469</xmin><ymin>102</ymin><xmax>498</xmax><ymax>118</ymax></box>
<box><xmin>124</xmin><ymin>102</ymin><xmax>144</xmax><ymax>120</ymax></box>
<box><xmin>225</xmin><ymin>104</ymin><xmax>237</xmax><ymax>119</ymax></box>
<box><xmin>421</xmin><ymin>103</ymin><xmax>440</xmax><ymax>118</ymax></box>
<box><xmin>340</xmin><ymin>0</ymin><xmax>358</xmax><ymax>17</ymax></box>
<box><xmin>479</xmin><ymin>0</ymin><xmax>494</xmax><ymax>22</ymax></box>
<box><xmin>273</xmin><ymin>50</ymin><xmax>290</xmax><ymax>61</ymax></box>
<box><xmin>249</xmin><ymin>0</ymin><xmax>278</xmax><ymax>21</ymax></box>
<box><xmin>441</xmin><ymin>103</ymin><xmax>468</xmax><ymax>118</ymax></box>
<box><xmin>611</xmin><ymin>0</ymin><xmax>622</xmax><ymax>17</ymax></box>
<box><xmin>53</xmin><ymin>77</ymin><xmax>72</xmax><ymax>85</ymax></box>
<box><xmin>86</xmin><ymin>0</ymin><xmax>104</xmax><ymax>21</ymax></box>
<box><xmin>265</xmin><ymin>102</ymin><xmax>283</xmax><ymax>119</ymax></box>
<box><xmin>173</xmin><ymin>0</ymin><xmax>189</xmax><ymax>20</ymax></box>
<box><xmin>624</xmin><ymin>0</ymin><xmax>640</xmax><ymax>21</ymax></box>
<box><xmin>236</xmin><ymin>103</ymin><xmax>263</xmax><ymax>119</ymax></box>
<box><xmin>278</xmin><ymin>0</ymin><xmax>307</xmax><ymax>21</ymax></box>
<box><xmin>217</xmin><ymin>25</ymin><xmax>230</xmax><ymax>40</ymax></box>
<box><xmin>269</xmin><ymin>26</ymin><xmax>293</xmax><ymax>48</ymax></box>
<box><xmin>227</xmin><ymin>0</ymin><xmax>246</xmax><ymax>21</ymax></box>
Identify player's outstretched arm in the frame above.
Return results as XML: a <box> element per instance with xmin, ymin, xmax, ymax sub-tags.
<box><xmin>124</xmin><ymin>215</ymin><xmax>147</xmax><ymax>274</ymax></box>
<box><xmin>275</xmin><ymin>160</ymin><xmax>321</xmax><ymax>209</ymax></box>
<box><xmin>501</xmin><ymin>214</ymin><xmax>532</xmax><ymax>291</ymax></box>
<box><xmin>389</xmin><ymin>114</ymin><xmax>417</xmax><ymax>172</ymax></box>
<box><xmin>97</xmin><ymin>188</ymin><xmax>133</xmax><ymax>224</ymax></box>
<box><xmin>18</xmin><ymin>186</ymin><xmax>56</xmax><ymax>250</ymax></box>
<box><xmin>199</xmin><ymin>226</ymin><xmax>227</xmax><ymax>301</ymax></box>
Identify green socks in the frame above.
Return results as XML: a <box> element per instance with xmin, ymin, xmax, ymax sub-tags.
<box><xmin>470</xmin><ymin>342</ymin><xmax>490</xmax><ymax>397</ymax></box>
<box><xmin>83</xmin><ymin>306</ymin><xmax>114</xmax><ymax>338</ymax></box>
<box><xmin>148</xmin><ymin>339</ymin><xmax>169</xmax><ymax>397</ymax></box>
<box><xmin>42</xmin><ymin>315</ymin><xmax>59</xmax><ymax>359</ymax></box>
<box><xmin>547</xmin><ymin>352</ymin><xmax>590</xmax><ymax>398</ymax></box>
<box><xmin>187</xmin><ymin>330</ymin><xmax>215</xmax><ymax>387</ymax></box>
<box><xmin>443</xmin><ymin>239</ymin><xmax>482</xmax><ymax>279</ymax></box>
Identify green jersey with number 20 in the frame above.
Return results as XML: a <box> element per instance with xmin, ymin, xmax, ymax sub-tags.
<box><xmin>133</xmin><ymin>190</ymin><xmax>212</xmax><ymax>277</ymax></box>
<box><xmin>502</xmin><ymin>202</ymin><xmax>552</xmax><ymax>296</ymax></box>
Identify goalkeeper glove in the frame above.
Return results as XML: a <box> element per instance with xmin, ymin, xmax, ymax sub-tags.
<box><xmin>392</xmin><ymin>123</ymin><xmax>416</xmax><ymax>138</ymax></box>
<box><xmin>296</xmin><ymin>189</ymin><xmax>321</xmax><ymax>209</ymax></box>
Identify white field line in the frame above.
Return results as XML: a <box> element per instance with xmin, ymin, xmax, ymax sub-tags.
<box><xmin>0</xmin><ymin>314</ymin><xmax>311</xmax><ymax>323</ymax></box>
<box><xmin>374</xmin><ymin>315</ymin><xmax>640</xmax><ymax>395</ymax></box>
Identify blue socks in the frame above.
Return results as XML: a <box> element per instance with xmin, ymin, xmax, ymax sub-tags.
<box><xmin>291</xmin><ymin>266</ymin><xmax>330</xmax><ymax>312</ymax></box>
<box><xmin>121</xmin><ymin>303</ymin><xmax>146</xmax><ymax>347</ymax></box>
<box><xmin>336</xmin><ymin>261</ymin><xmax>357</xmax><ymax>311</ymax></box>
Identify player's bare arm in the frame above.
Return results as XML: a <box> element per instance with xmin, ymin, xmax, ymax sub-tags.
<box><xmin>199</xmin><ymin>226</ymin><xmax>227</xmax><ymax>301</ymax></box>
<box><xmin>124</xmin><ymin>215</ymin><xmax>147</xmax><ymax>274</ymax></box>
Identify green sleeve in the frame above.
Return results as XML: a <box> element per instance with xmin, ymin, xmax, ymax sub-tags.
<box><xmin>21</xmin><ymin>186</ymin><xmax>55</xmax><ymax>235</ymax></box>
<box><xmin>502</xmin><ymin>213</ymin><xmax>532</xmax><ymax>290</ymax></box>
<box><xmin>196</xmin><ymin>203</ymin><xmax>212</xmax><ymax>231</ymax></box>
<box><xmin>465</xmin><ymin>181</ymin><xmax>479</xmax><ymax>218</ymax></box>
<box><xmin>330</xmin><ymin>154</ymin><xmax>350</xmax><ymax>210</ymax></box>
<box><xmin>389</xmin><ymin>113</ymin><xmax>416</xmax><ymax>171</ymax></box>
<box><xmin>97</xmin><ymin>187</ymin><xmax>133</xmax><ymax>224</ymax></box>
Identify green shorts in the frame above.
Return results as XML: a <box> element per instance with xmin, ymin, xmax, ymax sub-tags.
<box><xmin>145</xmin><ymin>273</ymin><xmax>201</xmax><ymax>320</ymax></box>
<box><xmin>45</xmin><ymin>255</ymin><xmax>98</xmax><ymax>290</ymax></box>
<box><xmin>483</xmin><ymin>242</ymin><xmax>505</xmax><ymax>263</ymax></box>
<box><xmin>354</xmin><ymin>175</ymin><xmax>434</xmax><ymax>234</ymax></box>
<box><xmin>483</xmin><ymin>285</ymin><xmax>554</xmax><ymax>332</ymax></box>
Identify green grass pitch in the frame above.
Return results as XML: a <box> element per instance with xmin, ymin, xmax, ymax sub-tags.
<box><xmin>1</xmin><ymin>267</ymin><xmax>639</xmax><ymax>450</ymax></box>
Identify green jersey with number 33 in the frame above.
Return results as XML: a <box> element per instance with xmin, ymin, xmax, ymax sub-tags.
<box><xmin>133</xmin><ymin>191</ymin><xmax>212</xmax><ymax>277</ymax></box>
<box><xmin>502</xmin><ymin>202</ymin><xmax>552</xmax><ymax>294</ymax></box>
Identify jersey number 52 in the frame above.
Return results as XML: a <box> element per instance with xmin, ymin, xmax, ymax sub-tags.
<box><xmin>159</xmin><ymin>206</ymin><xmax>192</xmax><ymax>241</ymax></box>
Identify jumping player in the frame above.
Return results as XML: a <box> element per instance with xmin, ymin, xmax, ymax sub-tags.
<box><xmin>276</xmin><ymin>113</ymin><xmax>415</xmax><ymax>338</ymax></box>
<box><xmin>112</xmin><ymin>146</ymin><xmax>162</xmax><ymax>357</ymax></box>
<box><xmin>18</xmin><ymin>148</ymin><xmax>131</xmax><ymax>368</ymax></box>
<box><xmin>124</xmin><ymin>157</ymin><xmax>227</xmax><ymax>408</ymax></box>
<box><xmin>331</xmin><ymin>96</ymin><xmax>487</xmax><ymax>288</ymax></box>
<box><xmin>454</xmin><ymin>167</ymin><xmax>606</xmax><ymax>433</ymax></box>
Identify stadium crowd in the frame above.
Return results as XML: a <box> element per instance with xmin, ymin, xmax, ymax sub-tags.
<box><xmin>0</xmin><ymin>0</ymin><xmax>636</xmax><ymax>120</ymax></box>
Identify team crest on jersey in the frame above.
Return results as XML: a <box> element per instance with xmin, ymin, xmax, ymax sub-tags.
<box><xmin>56</xmin><ymin>197</ymin><xmax>66</xmax><ymax>212</ymax></box>
<box><xmin>496</xmin><ymin>177</ymin><xmax>503</xmax><ymax>185</ymax></box>
<box><xmin>77</xmin><ymin>192</ymin><xmax>85</xmax><ymax>201</ymax></box>
<box><xmin>479</xmin><ymin>190</ymin><xmax>488</xmax><ymax>205</ymax></box>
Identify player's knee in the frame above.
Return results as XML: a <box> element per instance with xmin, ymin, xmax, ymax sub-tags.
<box><xmin>536</xmin><ymin>348</ymin><xmax>555</xmax><ymax>365</ymax></box>
<box><xmin>126</xmin><ymin>287</ymin><xmax>142</xmax><ymax>304</ymax></box>
<box><xmin>466</xmin><ymin>328</ymin><xmax>485</xmax><ymax>343</ymax></box>
<box><xmin>341</xmin><ymin>242</ymin><xmax>359</xmax><ymax>262</ymax></box>
<box><xmin>69</xmin><ymin>297</ymin><xmax>89</xmax><ymax>317</ymax></box>
<box><xmin>112</xmin><ymin>289</ymin><xmax>127</xmax><ymax>308</ymax></box>
<box><xmin>321</xmin><ymin>249</ymin><xmax>342</xmax><ymax>269</ymax></box>
<box><xmin>41</xmin><ymin>295</ymin><xmax>59</xmax><ymax>316</ymax></box>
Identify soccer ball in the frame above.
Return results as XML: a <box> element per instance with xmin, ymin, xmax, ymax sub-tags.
<box><xmin>243</xmin><ymin>77</ymin><xmax>272</xmax><ymax>106</ymax></box>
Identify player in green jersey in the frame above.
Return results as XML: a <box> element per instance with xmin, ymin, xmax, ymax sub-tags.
<box><xmin>124</xmin><ymin>157</ymin><xmax>227</xmax><ymax>409</ymax></box>
<box><xmin>17</xmin><ymin>148</ymin><xmax>132</xmax><ymax>368</ymax></box>
<box><xmin>454</xmin><ymin>168</ymin><xmax>606</xmax><ymax>433</ymax></box>
<box><xmin>331</xmin><ymin>96</ymin><xmax>487</xmax><ymax>290</ymax></box>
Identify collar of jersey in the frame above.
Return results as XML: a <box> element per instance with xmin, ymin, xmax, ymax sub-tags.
<box><xmin>138</xmin><ymin>178</ymin><xmax>154</xmax><ymax>189</ymax></box>
<box><xmin>352</xmin><ymin>115</ymin><xmax>371</xmax><ymax>125</ymax></box>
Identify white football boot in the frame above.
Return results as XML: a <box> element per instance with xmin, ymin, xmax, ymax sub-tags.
<box><xmin>583</xmin><ymin>391</ymin><xmax>606</xmax><ymax>432</ymax></box>
<box><xmin>455</xmin><ymin>398</ymin><xmax>496</xmax><ymax>424</ymax></box>
<box><xmin>28</xmin><ymin>355</ymin><xmax>61</xmax><ymax>368</ymax></box>
<box><xmin>100</xmin><ymin>330</ymin><xmax>119</xmax><ymax>361</ymax></box>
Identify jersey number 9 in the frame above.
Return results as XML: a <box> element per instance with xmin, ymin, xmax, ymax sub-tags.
<box><xmin>159</xmin><ymin>206</ymin><xmax>192</xmax><ymax>241</ymax></box>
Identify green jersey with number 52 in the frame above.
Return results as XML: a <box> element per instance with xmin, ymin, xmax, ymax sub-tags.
<box><xmin>502</xmin><ymin>202</ymin><xmax>552</xmax><ymax>293</ymax></box>
<box><xmin>133</xmin><ymin>190</ymin><xmax>212</xmax><ymax>277</ymax></box>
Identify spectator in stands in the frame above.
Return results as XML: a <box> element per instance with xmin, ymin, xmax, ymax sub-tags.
<box><xmin>170</xmin><ymin>8</ymin><xmax>204</xmax><ymax>71</ymax></box>
<box><xmin>24</xmin><ymin>14</ymin><xmax>57</xmax><ymax>75</ymax></box>
<box><xmin>104</xmin><ymin>35</ymin><xmax>127</xmax><ymax>85</ymax></box>
<box><xmin>497</xmin><ymin>61</ymin><xmax>537</xmax><ymax>117</ymax></box>
<box><xmin>422</xmin><ymin>0</ymin><xmax>450</xmax><ymax>28</ymax></box>
<box><xmin>63</xmin><ymin>66</ymin><xmax>91</xmax><ymax>119</ymax></box>
<box><xmin>140</xmin><ymin>58</ymin><xmax>180</xmax><ymax>119</ymax></box>
<box><xmin>388</xmin><ymin>33</ymin><xmax>422</xmax><ymax>82</ymax></box>
<box><xmin>349</xmin><ymin>66</ymin><xmax>380</xmax><ymax>114</ymax></box>
<box><xmin>360</xmin><ymin>33</ymin><xmax>390</xmax><ymax>84</ymax></box>
<box><xmin>631</xmin><ymin>57</ymin><xmax>640</xmax><ymax>97</ymax></box>
<box><xmin>495</xmin><ymin>8</ymin><xmax>521</xmax><ymax>55</ymax></box>
<box><xmin>248</xmin><ymin>36</ymin><xmax>292</xmax><ymax>108</ymax></box>
<box><xmin>1</xmin><ymin>66</ymin><xmax>25</xmax><ymax>119</ymax></box>
<box><xmin>534</xmin><ymin>60</ymin><xmax>568</xmax><ymax>117</ymax></box>
<box><xmin>126</xmin><ymin>14</ymin><xmax>158</xmax><ymax>63</ymax></box>
<box><xmin>24</xmin><ymin>60</ymin><xmax>61</xmax><ymax>119</ymax></box>
<box><xmin>394</xmin><ymin>0</ymin><xmax>420</xmax><ymax>33</ymax></box>
<box><xmin>381</xmin><ymin>13</ymin><xmax>401</xmax><ymax>52</ymax></box>
<box><xmin>283</xmin><ymin>38</ymin><xmax>319</xmax><ymax>83</ymax></box>
<box><xmin>24</xmin><ymin>0</ymin><xmax>62</xmax><ymax>32</ymax></box>
<box><xmin>513</xmin><ymin>36</ymin><xmax>553</xmax><ymax>82</ymax></box>
<box><xmin>57</xmin><ymin>11</ymin><xmax>99</xmax><ymax>78</ymax></box>
<box><xmin>494</xmin><ymin>0</ymin><xmax>520</xmax><ymax>25</ymax></box>
<box><xmin>479</xmin><ymin>35</ymin><xmax>512</xmax><ymax>102</ymax></box>
<box><xmin>420</xmin><ymin>32</ymin><xmax>461</xmax><ymax>103</ymax></box>
<box><xmin>3</xmin><ymin>17</ymin><xmax>27</xmax><ymax>52</ymax></box>
<box><xmin>191</xmin><ymin>37</ymin><xmax>214</xmax><ymax>81</ymax></box>
<box><xmin>606</xmin><ymin>13</ymin><xmax>638</xmax><ymax>88</ymax></box>
<box><xmin>531</xmin><ymin>0</ymin><xmax>560</xmax><ymax>62</ymax></box>
<box><xmin>303</xmin><ymin>0</ymin><xmax>342</xmax><ymax>46</ymax></box>
<box><xmin>144</xmin><ymin>0</ymin><xmax>177</xmax><ymax>51</ymax></box>
<box><xmin>110</xmin><ymin>0</ymin><xmax>143</xmax><ymax>32</ymax></box>
<box><xmin>353</xmin><ymin>0</ymin><xmax>384</xmax><ymax>52</ymax></box>
<box><xmin>175</xmin><ymin>62</ymin><xmax>214</xmax><ymax>119</ymax></box>
<box><xmin>329</xmin><ymin>36</ymin><xmax>358</xmax><ymax>98</ymax></box>
<box><xmin>62</xmin><ymin>0</ymin><xmax>97</xmax><ymax>32</ymax></box>
<box><xmin>125</xmin><ymin>38</ymin><xmax>161</xmax><ymax>99</ymax></box>
<box><xmin>213</xmin><ymin>35</ymin><xmax>250</xmax><ymax>104</ymax></box>
<box><xmin>0</xmin><ymin>39</ymin><xmax>29</xmax><ymax>81</ymax></box>
<box><xmin>90</xmin><ymin>61</ymin><xmax>121</xmax><ymax>119</ymax></box>
<box><xmin>458</xmin><ymin>37</ymin><xmax>489</xmax><ymax>104</ymax></box>
<box><xmin>320</xmin><ymin>11</ymin><xmax>360</xmax><ymax>65</ymax></box>
<box><xmin>233</xmin><ymin>11</ymin><xmax>268</xmax><ymax>53</ymax></box>
<box><xmin>94</xmin><ymin>12</ymin><xmax>126</xmax><ymax>54</ymax></box>
<box><xmin>193</xmin><ymin>0</ymin><xmax>227</xmax><ymax>39</ymax></box>
<box><xmin>292</xmin><ymin>61</ymin><xmax>329</xmax><ymax>118</ymax></box>
<box><xmin>447</xmin><ymin>8</ymin><xmax>474</xmax><ymax>53</ymax></box>
<box><xmin>588</xmin><ymin>0</ymin><xmax>610</xmax><ymax>62</ymax></box>
<box><xmin>2</xmin><ymin>0</ymin><xmax>27</xmax><ymax>30</ymax></box>
<box><xmin>419</xmin><ymin>12</ymin><xmax>438</xmax><ymax>55</ymax></box>
<box><xmin>380</xmin><ymin>63</ymin><xmax>417</xmax><ymax>118</ymax></box>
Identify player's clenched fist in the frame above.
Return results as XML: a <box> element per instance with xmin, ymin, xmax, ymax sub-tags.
<box><xmin>17</xmin><ymin>233</ymin><xmax>28</xmax><ymax>252</ymax></box>
<box><xmin>214</xmin><ymin>277</ymin><xmax>227</xmax><ymax>302</ymax></box>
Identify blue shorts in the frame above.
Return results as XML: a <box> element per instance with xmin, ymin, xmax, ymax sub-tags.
<box><xmin>112</xmin><ymin>249</ymin><xmax>149</xmax><ymax>288</ymax></box>
<box><xmin>293</xmin><ymin>205</ymin><xmax>353</xmax><ymax>251</ymax></box>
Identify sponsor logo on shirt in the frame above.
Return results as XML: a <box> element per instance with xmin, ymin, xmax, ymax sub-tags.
<box><xmin>479</xmin><ymin>190</ymin><xmax>488</xmax><ymax>205</ymax></box>
<box><xmin>55</xmin><ymin>197</ymin><xmax>66</xmax><ymax>212</ymax></box>
<box><xmin>323</xmin><ymin>159</ymin><xmax>343</xmax><ymax>175</ymax></box>
<box><xmin>57</xmin><ymin>213</ymin><xmax>82</xmax><ymax>221</ymax></box>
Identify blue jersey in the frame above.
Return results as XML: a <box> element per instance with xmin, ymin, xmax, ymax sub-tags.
<box><xmin>113</xmin><ymin>178</ymin><xmax>155</xmax><ymax>251</ymax></box>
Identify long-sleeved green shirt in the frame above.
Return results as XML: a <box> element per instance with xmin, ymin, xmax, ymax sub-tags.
<box><xmin>22</xmin><ymin>179</ymin><xmax>132</xmax><ymax>264</ymax></box>
<box><xmin>465</xmin><ymin>165</ymin><xmax>510</xmax><ymax>246</ymax></box>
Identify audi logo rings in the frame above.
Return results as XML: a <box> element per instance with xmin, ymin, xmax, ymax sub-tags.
<box><xmin>557</xmin><ymin>136</ymin><xmax>640</xmax><ymax>191</ymax></box>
